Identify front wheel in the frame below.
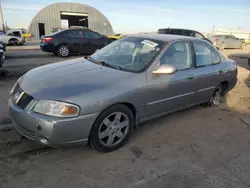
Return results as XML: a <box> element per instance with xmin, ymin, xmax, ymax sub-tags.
<box><xmin>57</xmin><ymin>45</ymin><xmax>70</xmax><ymax>57</ymax></box>
<box><xmin>89</xmin><ymin>104</ymin><xmax>134</xmax><ymax>152</ymax></box>
<box><xmin>8</xmin><ymin>39</ymin><xmax>18</xmax><ymax>46</ymax></box>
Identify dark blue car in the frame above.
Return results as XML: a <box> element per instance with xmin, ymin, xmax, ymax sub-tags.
<box><xmin>40</xmin><ymin>28</ymin><xmax>110</xmax><ymax>57</ymax></box>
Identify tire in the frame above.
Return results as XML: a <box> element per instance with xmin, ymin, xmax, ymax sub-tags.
<box><xmin>8</xmin><ymin>39</ymin><xmax>18</xmax><ymax>46</ymax></box>
<box><xmin>240</xmin><ymin>43</ymin><xmax>246</xmax><ymax>50</ymax></box>
<box><xmin>219</xmin><ymin>42</ymin><xmax>226</xmax><ymax>50</ymax></box>
<box><xmin>205</xmin><ymin>85</ymin><xmax>223</xmax><ymax>107</ymax></box>
<box><xmin>89</xmin><ymin>104</ymin><xmax>134</xmax><ymax>152</ymax></box>
<box><xmin>57</xmin><ymin>45</ymin><xmax>70</xmax><ymax>57</ymax></box>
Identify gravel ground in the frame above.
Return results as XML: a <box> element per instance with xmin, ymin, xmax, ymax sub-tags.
<box><xmin>0</xmin><ymin>49</ymin><xmax>249</xmax><ymax>188</ymax></box>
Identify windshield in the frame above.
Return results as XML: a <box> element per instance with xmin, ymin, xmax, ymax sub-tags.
<box><xmin>90</xmin><ymin>37</ymin><xmax>165</xmax><ymax>72</ymax></box>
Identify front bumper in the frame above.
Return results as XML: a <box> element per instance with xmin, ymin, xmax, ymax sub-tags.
<box><xmin>9</xmin><ymin>98</ymin><xmax>99</xmax><ymax>147</ymax></box>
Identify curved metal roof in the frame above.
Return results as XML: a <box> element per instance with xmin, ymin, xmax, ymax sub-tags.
<box><xmin>28</xmin><ymin>2</ymin><xmax>114</xmax><ymax>39</ymax></box>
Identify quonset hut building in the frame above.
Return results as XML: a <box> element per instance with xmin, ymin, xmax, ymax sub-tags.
<box><xmin>28</xmin><ymin>3</ymin><xmax>114</xmax><ymax>40</ymax></box>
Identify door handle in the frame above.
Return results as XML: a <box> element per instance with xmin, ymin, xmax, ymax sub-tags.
<box><xmin>188</xmin><ymin>75</ymin><xmax>196</xmax><ymax>80</ymax></box>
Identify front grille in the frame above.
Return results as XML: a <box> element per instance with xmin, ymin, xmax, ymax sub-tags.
<box><xmin>13</xmin><ymin>84</ymin><xmax>33</xmax><ymax>109</ymax></box>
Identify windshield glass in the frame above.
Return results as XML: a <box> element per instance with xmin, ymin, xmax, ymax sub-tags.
<box><xmin>90</xmin><ymin>37</ymin><xmax>165</xmax><ymax>72</ymax></box>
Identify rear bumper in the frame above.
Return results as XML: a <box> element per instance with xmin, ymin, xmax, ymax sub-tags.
<box><xmin>40</xmin><ymin>43</ymin><xmax>55</xmax><ymax>53</ymax></box>
<box><xmin>228</xmin><ymin>78</ymin><xmax>238</xmax><ymax>91</ymax></box>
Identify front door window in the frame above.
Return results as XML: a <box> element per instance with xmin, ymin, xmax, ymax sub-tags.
<box><xmin>160</xmin><ymin>41</ymin><xmax>193</xmax><ymax>70</ymax></box>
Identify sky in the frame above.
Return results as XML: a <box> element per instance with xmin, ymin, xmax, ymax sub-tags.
<box><xmin>1</xmin><ymin>0</ymin><xmax>250</xmax><ymax>34</ymax></box>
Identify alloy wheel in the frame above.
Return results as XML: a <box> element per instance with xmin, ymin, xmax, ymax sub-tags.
<box><xmin>59</xmin><ymin>46</ymin><xmax>69</xmax><ymax>57</ymax></box>
<box><xmin>98</xmin><ymin>112</ymin><xmax>129</xmax><ymax>147</ymax></box>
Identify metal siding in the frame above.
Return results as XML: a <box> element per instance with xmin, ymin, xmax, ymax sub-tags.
<box><xmin>28</xmin><ymin>3</ymin><xmax>114</xmax><ymax>40</ymax></box>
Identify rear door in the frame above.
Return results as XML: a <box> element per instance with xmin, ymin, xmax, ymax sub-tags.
<box><xmin>230</xmin><ymin>35</ymin><xmax>242</xmax><ymax>48</ymax></box>
<box><xmin>191</xmin><ymin>41</ymin><xmax>228</xmax><ymax>103</ymax></box>
<box><xmin>225</xmin><ymin>35</ymin><xmax>236</xmax><ymax>48</ymax></box>
<box><xmin>63</xmin><ymin>30</ymin><xmax>86</xmax><ymax>54</ymax></box>
<box><xmin>82</xmin><ymin>30</ymin><xmax>108</xmax><ymax>54</ymax></box>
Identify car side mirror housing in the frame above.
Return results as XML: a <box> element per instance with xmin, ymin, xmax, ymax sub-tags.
<box><xmin>152</xmin><ymin>64</ymin><xmax>177</xmax><ymax>75</ymax></box>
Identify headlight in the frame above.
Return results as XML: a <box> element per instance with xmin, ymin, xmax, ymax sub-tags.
<box><xmin>32</xmin><ymin>100</ymin><xmax>80</xmax><ymax>118</ymax></box>
<box><xmin>10</xmin><ymin>75</ymin><xmax>24</xmax><ymax>94</ymax></box>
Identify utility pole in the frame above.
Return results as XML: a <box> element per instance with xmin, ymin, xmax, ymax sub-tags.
<box><xmin>212</xmin><ymin>25</ymin><xmax>215</xmax><ymax>35</ymax></box>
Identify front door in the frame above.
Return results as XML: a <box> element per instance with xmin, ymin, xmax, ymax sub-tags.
<box><xmin>145</xmin><ymin>41</ymin><xmax>198</xmax><ymax>118</ymax></box>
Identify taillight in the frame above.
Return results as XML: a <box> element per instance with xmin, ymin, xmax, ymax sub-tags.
<box><xmin>43</xmin><ymin>37</ymin><xmax>53</xmax><ymax>43</ymax></box>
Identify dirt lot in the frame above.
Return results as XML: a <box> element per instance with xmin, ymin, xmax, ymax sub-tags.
<box><xmin>0</xmin><ymin>48</ymin><xmax>250</xmax><ymax>188</ymax></box>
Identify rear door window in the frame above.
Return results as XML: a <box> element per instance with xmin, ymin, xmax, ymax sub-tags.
<box><xmin>194</xmin><ymin>32</ymin><xmax>204</xmax><ymax>39</ymax></box>
<box><xmin>193</xmin><ymin>42</ymin><xmax>221</xmax><ymax>67</ymax></box>
<box><xmin>64</xmin><ymin>30</ymin><xmax>83</xmax><ymax>38</ymax></box>
<box><xmin>83</xmin><ymin>30</ymin><xmax>103</xmax><ymax>39</ymax></box>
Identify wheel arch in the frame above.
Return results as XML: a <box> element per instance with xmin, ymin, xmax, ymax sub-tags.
<box><xmin>56</xmin><ymin>43</ymin><xmax>71</xmax><ymax>51</ymax></box>
<box><xmin>99</xmin><ymin>102</ymin><xmax>138</xmax><ymax>124</ymax></box>
<box><xmin>220</xmin><ymin>80</ymin><xmax>229</xmax><ymax>95</ymax></box>
<box><xmin>87</xmin><ymin>102</ymin><xmax>138</xmax><ymax>145</ymax></box>
<box><xmin>8</xmin><ymin>38</ymin><xmax>19</xmax><ymax>42</ymax></box>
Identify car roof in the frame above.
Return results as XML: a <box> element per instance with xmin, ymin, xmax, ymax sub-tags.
<box><xmin>158</xmin><ymin>28</ymin><xmax>199</xmax><ymax>33</ymax></box>
<box><xmin>128</xmin><ymin>33</ymin><xmax>198</xmax><ymax>42</ymax></box>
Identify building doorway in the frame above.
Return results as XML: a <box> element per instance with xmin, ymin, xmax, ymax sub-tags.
<box><xmin>38</xmin><ymin>23</ymin><xmax>45</xmax><ymax>37</ymax></box>
<box><xmin>60</xmin><ymin>12</ymin><xmax>88</xmax><ymax>29</ymax></box>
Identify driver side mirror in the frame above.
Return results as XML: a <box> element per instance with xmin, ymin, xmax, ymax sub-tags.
<box><xmin>152</xmin><ymin>64</ymin><xmax>177</xmax><ymax>75</ymax></box>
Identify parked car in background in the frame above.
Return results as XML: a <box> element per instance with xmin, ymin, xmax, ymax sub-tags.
<box><xmin>209</xmin><ymin>35</ymin><xmax>246</xmax><ymax>50</ymax></box>
<box><xmin>40</xmin><ymin>28</ymin><xmax>110</xmax><ymax>57</ymax></box>
<box><xmin>0</xmin><ymin>41</ymin><xmax>6</xmax><ymax>51</ymax></box>
<box><xmin>158</xmin><ymin>28</ymin><xmax>212</xmax><ymax>43</ymax></box>
<box><xmin>108</xmin><ymin>34</ymin><xmax>125</xmax><ymax>42</ymax></box>
<box><xmin>0</xmin><ymin>30</ymin><xmax>25</xmax><ymax>46</ymax></box>
<box><xmin>9</xmin><ymin>34</ymin><xmax>237</xmax><ymax>152</ymax></box>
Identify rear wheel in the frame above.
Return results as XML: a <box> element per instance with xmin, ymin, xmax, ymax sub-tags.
<box><xmin>89</xmin><ymin>104</ymin><xmax>134</xmax><ymax>152</ymax></box>
<box><xmin>219</xmin><ymin>42</ymin><xmax>226</xmax><ymax>50</ymax></box>
<box><xmin>206</xmin><ymin>85</ymin><xmax>223</xmax><ymax>107</ymax></box>
<box><xmin>57</xmin><ymin>45</ymin><xmax>70</xmax><ymax>57</ymax></box>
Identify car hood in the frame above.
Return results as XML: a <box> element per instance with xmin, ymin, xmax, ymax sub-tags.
<box><xmin>19</xmin><ymin>58</ymin><xmax>134</xmax><ymax>100</ymax></box>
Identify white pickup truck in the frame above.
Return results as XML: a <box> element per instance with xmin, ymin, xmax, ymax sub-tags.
<box><xmin>0</xmin><ymin>29</ymin><xmax>25</xmax><ymax>46</ymax></box>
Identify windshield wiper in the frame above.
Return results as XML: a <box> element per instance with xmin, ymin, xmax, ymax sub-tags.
<box><xmin>85</xmin><ymin>56</ymin><xmax>99</xmax><ymax>64</ymax></box>
<box><xmin>98</xmin><ymin>61</ymin><xmax>121</xmax><ymax>70</ymax></box>
<box><xmin>85</xmin><ymin>57</ymin><xmax>121</xmax><ymax>70</ymax></box>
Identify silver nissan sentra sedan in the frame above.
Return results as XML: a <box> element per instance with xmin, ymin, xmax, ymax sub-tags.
<box><xmin>9</xmin><ymin>34</ymin><xmax>238</xmax><ymax>152</ymax></box>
